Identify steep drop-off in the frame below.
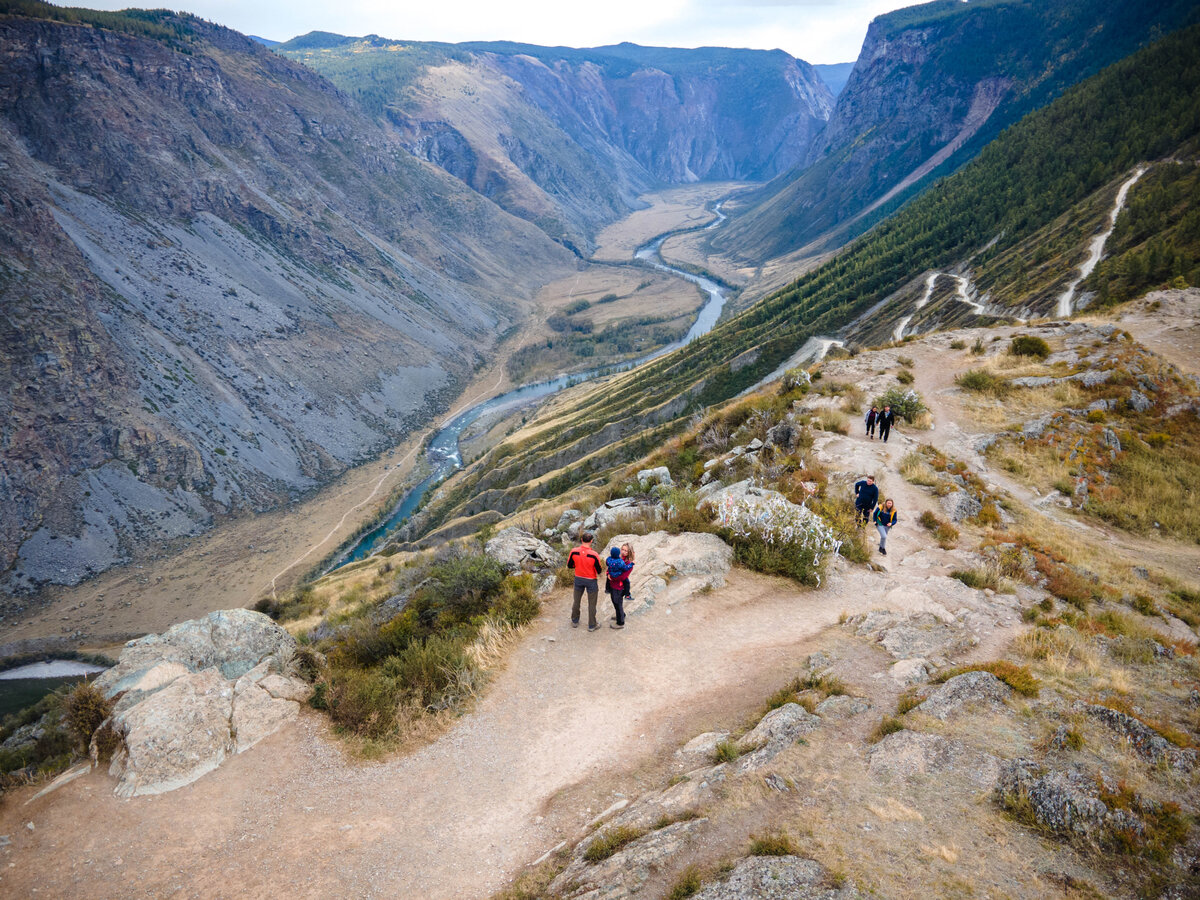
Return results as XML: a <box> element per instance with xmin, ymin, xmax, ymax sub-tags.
<box><xmin>0</xmin><ymin>9</ymin><xmax>574</xmax><ymax>598</ymax></box>
<box><xmin>714</xmin><ymin>0</ymin><xmax>1200</xmax><ymax>263</ymax></box>
<box><xmin>278</xmin><ymin>36</ymin><xmax>834</xmax><ymax>251</ymax></box>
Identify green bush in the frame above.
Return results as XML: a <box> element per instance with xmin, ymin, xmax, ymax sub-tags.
<box><xmin>896</xmin><ymin>369</ymin><xmax>915</xmax><ymax>385</ymax></box>
<box><xmin>872</xmin><ymin>387</ymin><xmax>927</xmax><ymax>424</ymax></box>
<box><xmin>1010</xmin><ymin>335</ymin><xmax>1051</xmax><ymax>359</ymax></box>
<box><xmin>749</xmin><ymin>831</ymin><xmax>797</xmax><ymax>856</ymax></box>
<box><xmin>62</xmin><ymin>681</ymin><xmax>113</xmax><ymax>751</ymax></box>
<box><xmin>955</xmin><ymin>368</ymin><xmax>1011</xmax><ymax>397</ymax></box>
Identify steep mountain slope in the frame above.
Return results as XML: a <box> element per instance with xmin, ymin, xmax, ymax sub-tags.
<box><xmin>714</xmin><ymin>0</ymin><xmax>1200</xmax><ymax>263</ymax></box>
<box><xmin>408</xmin><ymin>25</ymin><xmax>1200</xmax><ymax>539</ymax></box>
<box><xmin>0</xmin><ymin>6</ymin><xmax>574</xmax><ymax>597</ymax></box>
<box><xmin>277</xmin><ymin>36</ymin><xmax>833</xmax><ymax>250</ymax></box>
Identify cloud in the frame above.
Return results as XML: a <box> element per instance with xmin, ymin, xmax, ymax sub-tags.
<box><xmin>82</xmin><ymin>0</ymin><xmax>908</xmax><ymax>62</ymax></box>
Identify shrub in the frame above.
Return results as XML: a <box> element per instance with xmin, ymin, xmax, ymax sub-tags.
<box><xmin>873</xmin><ymin>387</ymin><xmax>927</xmax><ymax>424</ymax></box>
<box><xmin>896</xmin><ymin>369</ymin><xmax>915</xmax><ymax>385</ymax></box>
<box><xmin>900</xmin><ymin>452</ymin><xmax>939</xmax><ymax>487</ymax></box>
<box><xmin>584</xmin><ymin>826</ymin><xmax>646</xmax><ymax>862</ymax></box>
<box><xmin>1010</xmin><ymin>335</ymin><xmax>1051</xmax><ymax>359</ymax></box>
<box><xmin>668</xmin><ymin>866</ymin><xmax>703</xmax><ymax>900</ymax></box>
<box><xmin>869</xmin><ymin>715</ymin><xmax>905</xmax><ymax>743</ymax></box>
<box><xmin>918</xmin><ymin>510</ymin><xmax>959</xmax><ymax>548</ymax></box>
<box><xmin>949</xmin><ymin>339</ymin><xmax>967</xmax><ymax>350</ymax></box>
<box><xmin>971</xmin><ymin>338</ymin><xmax>985</xmax><ymax>355</ymax></box>
<box><xmin>712</xmin><ymin>492</ymin><xmax>841</xmax><ymax>586</ymax></box>
<box><xmin>897</xmin><ymin>355</ymin><xmax>914</xmax><ymax>368</ymax></box>
<box><xmin>955</xmin><ymin>369</ymin><xmax>1011</xmax><ymax>397</ymax></box>
<box><xmin>713</xmin><ymin>739</ymin><xmax>743</xmax><ymax>764</ymax></box>
<box><xmin>749</xmin><ymin>831</ymin><xmax>797</xmax><ymax>857</ymax></box>
<box><xmin>63</xmin><ymin>681</ymin><xmax>113</xmax><ymax>751</ymax></box>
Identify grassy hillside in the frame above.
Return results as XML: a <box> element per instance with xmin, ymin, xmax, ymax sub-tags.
<box><xmin>713</xmin><ymin>0</ymin><xmax>1200</xmax><ymax>263</ymax></box>
<box><xmin>411</xmin><ymin>25</ymin><xmax>1200</xmax><ymax>538</ymax></box>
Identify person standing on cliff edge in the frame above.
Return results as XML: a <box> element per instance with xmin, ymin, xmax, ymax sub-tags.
<box><xmin>567</xmin><ymin>532</ymin><xmax>604</xmax><ymax>632</ymax></box>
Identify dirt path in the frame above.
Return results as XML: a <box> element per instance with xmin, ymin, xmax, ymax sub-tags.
<box><xmin>1</xmin><ymin>424</ymin><xmax>1012</xmax><ymax>898</ymax></box>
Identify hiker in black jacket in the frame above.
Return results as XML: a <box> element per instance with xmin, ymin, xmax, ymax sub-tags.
<box><xmin>878</xmin><ymin>405</ymin><xmax>896</xmax><ymax>443</ymax></box>
<box><xmin>865</xmin><ymin>406</ymin><xmax>878</xmax><ymax>439</ymax></box>
<box><xmin>853</xmin><ymin>475</ymin><xmax>878</xmax><ymax>525</ymax></box>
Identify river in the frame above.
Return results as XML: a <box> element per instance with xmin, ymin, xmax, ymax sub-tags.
<box><xmin>330</xmin><ymin>206</ymin><xmax>733</xmax><ymax>568</ymax></box>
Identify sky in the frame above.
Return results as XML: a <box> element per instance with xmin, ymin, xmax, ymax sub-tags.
<box><xmin>81</xmin><ymin>0</ymin><xmax>918</xmax><ymax>63</ymax></box>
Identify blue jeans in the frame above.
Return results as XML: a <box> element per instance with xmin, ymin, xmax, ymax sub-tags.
<box><xmin>876</xmin><ymin>523</ymin><xmax>891</xmax><ymax>550</ymax></box>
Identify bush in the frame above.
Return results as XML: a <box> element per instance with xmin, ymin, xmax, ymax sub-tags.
<box><xmin>1010</xmin><ymin>335</ymin><xmax>1051</xmax><ymax>359</ymax></box>
<box><xmin>668</xmin><ymin>866</ymin><xmax>704</xmax><ymax>900</ymax></box>
<box><xmin>62</xmin><ymin>681</ymin><xmax>113</xmax><ymax>751</ymax></box>
<box><xmin>950</xmin><ymin>339</ymin><xmax>967</xmax><ymax>350</ymax></box>
<box><xmin>873</xmin><ymin>387</ymin><xmax>927</xmax><ymax>424</ymax></box>
<box><xmin>971</xmin><ymin>338</ymin><xmax>985</xmax><ymax>355</ymax></box>
<box><xmin>918</xmin><ymin>509</ymin><xmax>959</xmax><ymax>548</ymax></box>
<box><xmin>749</xmin><ymin>831</ymin><xmax>797</xmax><ymax>857</ymax></box>
<box><xmin>713</xmin><ymin>739</ymin><xmax>743</xmax><ymax>764</ymax></box>
<box><xmin>896</xmin><ymin>369</ymin><xmax>915</xmax><ymax>385</ymax></box>
<box><xmin>955</xmin><ymin>369</ymin><xmax>1011</xmax><ymax>397</ymax></box>
<box><xmin>869</xmin><ymin>715</ymin><xmax>905</xmax><ymax>743</ymax></box>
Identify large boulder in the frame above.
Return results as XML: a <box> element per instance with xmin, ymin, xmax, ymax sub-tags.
<box><xmin>636</xmin><ymin>466</ymin><xmax>674</xmax><ymax>490</ymax></box>
<box><xmin>995</xmin><ymin>759</ymin><xmax>1147</xmax><ymax>842</ymax></box>
<box><xmin>604</xmin><ymin>531</ymin><xmax>732</xmax><ymax>613</ymax></box>
<box><xmin>736</xmin><ymin>702</ymin><xmax>821</xmax><ymax>771</ymax></box>
<box><xmin>693</xmin><ymin>855</ymin><xmax>860</xmax><ymax>899</ymax></box>
<box><xmin>940</xmin><ymin>490</ymin><xmax>982</xmax><ymax>523</ymax></box>
<box><xmin>96</xmin><ymin>609</ymin><xmax>310</xmax><ymax>797</ymax></box>
<box><xmin>96</xmin><ymin>608</ymin><xmax>297</xmax><ymax>696</ymax></box>
<box><xmin>484</xmin><ymin>527</ymin><xmax>562</xmax><ymax>572</ymax></box>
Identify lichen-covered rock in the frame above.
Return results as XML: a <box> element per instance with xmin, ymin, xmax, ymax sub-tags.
<box><xmin>484</xmin><ymin>527</ymin><xmax>562</xmax><ymax>572</ymax></box>
<box><xmin>96</xmin><ymin>608</ymin><xmax>297</xmax><ymax>696</ymax></box>
<box><xmin>868</xmin><ymin>730</ymin><xmax>1000</xmax><ymax>788</ymax></box>
<box><xmin>940</xmin><ymin>490</ymin><xmax>982</xmax><ymax>522</ymax></box>
<box><xmin>851</xmin><ymin>609</ymin><xmax>974</xmax><ymax>662</ymax></box>
<box><xmin>636</xmin><ymin>466</ymin><xmax>674</xmax><ymax>489</ymax></box>
<box><xmin>108</xmin><ymin>668</ymin><xmax>234</xmax><ymax>798</ymax></box>
<box><xmin>815</xmin><ymin>695</ymin><xmax>871</xmax><ymax>719</ymax></box>
<box><xmin>737</xmin><ymin>703</ymin><xmax>821</xmax><ymax>770</ymax></box>
<box><xmin>675</xmin><ymin>731</ymin><xmax>730</xmax><ymax>761</ymax></box>
<box><xmin>692</xmin><ymin>855</ymin><xmax>860</xmax><ymax>899</ymax></box>
<box><xmin>1076</xmin><ymin>702</ymin><xmax>1196</xmax><ymax>772</ymax></box>
<box><xmin>889</xmin><ymin>658</ymin><xmax>929</xmax><ymax>686</ymax></box>
<box><xmin>1128</xmin><ymin>389</ymin><xmax>1153</xmax><ymax>412</ymax></box>
<box><xmin>549</xmin><ymin>818</ymin><xmax>708</xmax><ymax>899</ymax></box>
<box><xmin>95</xmin><ymin>610</ymin><xmax>311</xmax><ymax>796</ymax></box>
<box><xmin>915</xmin><ymin>671</ymin><xmax>1011</xmax><ymax>721</ymax></box>
<box><xmin>609</xmin><ymin>764</ymin><xmax>726</xmax><ymax>831</ymax></box>
<box><xmin>994</xmin><ymin>759</ymin><xmax>1146</xmax><ymax>842</ymax></box>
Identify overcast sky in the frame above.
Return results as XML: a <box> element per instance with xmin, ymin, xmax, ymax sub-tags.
<box><xmin>82</xmin><ymin>0</ymin><xmax>917</xmax><ymax>63</ymax></box>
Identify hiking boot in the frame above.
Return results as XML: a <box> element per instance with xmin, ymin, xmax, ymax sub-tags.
<box><xmin>879</xmin><ymin>546</ymin><xmax>887</xmax><ymax>555</ymax></box>
<box><xmin>611</xmin><ymin>622</ymin><xmax>625</xmax><ymax>629</ymax></box>
<box><xmin>571</xmin><ymin>619</ymin><xmax>579</xmax><ymax>628</ymax></box>
<box><xmin>588</xmin><ymin>623</ymin><xmax>601</xmax><ymax>632</ymax></box>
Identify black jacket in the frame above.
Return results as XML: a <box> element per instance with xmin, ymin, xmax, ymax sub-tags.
<box><xmin>879</xmin><ymin>410</ymin><xmax>896</xmax><ymax>429</ymax></box>
<box><xmin>854</xmin><ymin>480</ymin><xmax>879</xmax><ymax>509</ymax></box>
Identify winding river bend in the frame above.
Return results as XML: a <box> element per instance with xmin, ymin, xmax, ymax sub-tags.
<box><xmin>331</xmin><ymin>207</ymin><xmax>733</xmax><ymax>568</ymax></box>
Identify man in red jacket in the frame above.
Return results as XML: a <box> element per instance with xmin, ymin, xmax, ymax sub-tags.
<box><xmin>567</xmin><ymin>532</ymin><xmax>604</xmax><ymax>632</ymax></box>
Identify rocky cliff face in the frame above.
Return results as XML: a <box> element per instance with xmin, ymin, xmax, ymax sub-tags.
<box><xmin>714</xmin><ymin>0</ymin><xmax>1200</xmax><ymax>262</ymax></box>
<box><xmin>280</xmin><ymin>38</ymin><xmax>834</xmax><ymax>251</ymax></box>
<box><xmin>0</xmin><ymin>11</ymin><xmax>573</xmax><ymax>597</ymax></box>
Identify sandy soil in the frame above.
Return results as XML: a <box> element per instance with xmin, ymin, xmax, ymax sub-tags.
<box><xmin>591</xmin><ymin>183</ymin><xmax>749</xmax><ymax>262</ymax></box>
<box><xmin>1102</xmin><ymin>287</ymin><xmax>1200</xmax><ymax>377</ymax></box>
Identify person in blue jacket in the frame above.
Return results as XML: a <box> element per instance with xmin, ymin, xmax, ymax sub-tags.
<box><xmin>874</xmin><ymin>498</ymin><xmax>898</xmax><ymax>555</ymax></box>
<box><xmin>853</xmin><ymin>475</ymin><xmax>878</xmax><ymax>525</ymax></box>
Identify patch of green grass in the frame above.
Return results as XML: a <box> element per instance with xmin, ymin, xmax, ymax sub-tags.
<box><xmin>668</xmin><ymin>866</ymin><xmax>704</xmax><ymax>900</ymax></box>
<box><xmin>896</xmin><ymin>369</ymin><xmax>915</xmax><ymax>385</ymax></box>
<box><xmin>713</xmin><ymin>739</ymin><xmax>743</xmax><ymax>764</ymax></box>
<box><xmin>951</xmin><ymin>568</ymin><xmax>1001</xmax><ymax>591</ymax></box>
<box><xmin>584</xmin><ymin>825</ymin><xmax>646</xmax><ymax>863</ymax></box>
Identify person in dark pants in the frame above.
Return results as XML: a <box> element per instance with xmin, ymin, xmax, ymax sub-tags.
<box><xmin>878</xmin><ymin>405</ymin><xmax>896</xmax><ymax>443</ymax></box>
<box><xmin>567</xmin><ymin>532</ymin><xmax>604</xmax><ymax>631</ymax></box>
<box><xmin>853</xmin><ymin>475</ymin><xmax>879</xmax><ymax>525</ymax></box>
<box><xmin>865</xmin><ymin>405</ymin><xmax>878</xmax><ymax>439</ymax></box>
<box><xmin>604</xmin><ymin>546</ymin><xmax>631</xmax><ymax>629</ymax></box>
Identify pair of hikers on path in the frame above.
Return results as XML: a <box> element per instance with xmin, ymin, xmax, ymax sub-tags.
<box><xmin>864</xmin><ymin>405</ymin><xmax>895</xmax><ymax>442</ymax></box>
<box><xmin>566</xmin><ymin>533</ymin><xmax>634</xmax><ymax>631</ymax></box>
<box><xmin>854</xmin><ymin>475</ymin><xmax>898</xmax><ymax>556</ymax></box>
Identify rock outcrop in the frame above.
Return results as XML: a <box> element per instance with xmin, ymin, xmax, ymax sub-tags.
<box><xmin>693</xmin><ymin>855</ymin><xmax>861</xmax><ymax>900</ymax></box>
<box><xmin>484</xmin><ymin>527</ymin><xmax>562</xmax><ymax>573</ymax></box>
<box><xmin>914</xmin><ymin>671</ymin><xmax>1012</xmax><ymax>721</ymax></box>
<box><xmin>95</xmin><ymin>609</ymin><xmax>310</xmax><ymax>797</ymax></box>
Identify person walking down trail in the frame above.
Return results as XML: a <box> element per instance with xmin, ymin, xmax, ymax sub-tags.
<box><xmin>865</xmin><ymin>405</ymin><xmax>878</xmax><ymax>440</ymax></box>
<box><xmin>874</xmin><ymin>498</ymin><xmax>898</xmax><ymax>555</ymax></box>
<box><xmin>567</xmin><ymin>532</ymin><xmax>604</xmax><ymax>632</ymax></box>
<box><xmin>854</xmin><ymin>475</ymin><xmax>879</xmax><ymax>525</ymax></box>
<box><xmin>878</xmin><ymin>405</ymin><xmax>896</xmax><ymax>443</ymax></box>
<box><xmin>605</xmin><ymin>547</ymin><xmax>631</xmax><ymax>630</ymax></box>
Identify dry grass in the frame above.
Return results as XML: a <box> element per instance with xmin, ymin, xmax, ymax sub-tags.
<box><xmin>900</xmin><ymin>452</ymin><xmax>939</xmax><ymax>487</ymax></box>
<box><xmin>869</xmin><ymin>797</ymin><xmax>925</xmax><ymax>822</ymax></box>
